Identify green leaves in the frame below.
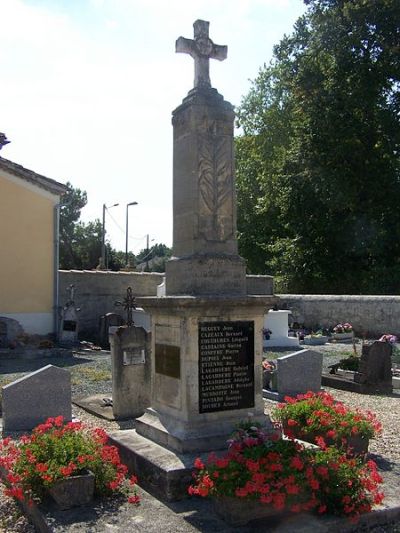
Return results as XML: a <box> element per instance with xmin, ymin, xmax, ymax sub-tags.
<box><xmin>236</xmin><ymin>0</ymin><xmax>400</xmax><ymax>293</ymax></box>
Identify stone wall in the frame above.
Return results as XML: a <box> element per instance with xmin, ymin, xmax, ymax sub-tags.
<box><xmin>59</xmin><ymin>270</ymin><xmax>163</xmax><ymax>338</ymax></box>
<box><xmin>279</xmin><ymin>294</ymin><xmax>400</xmax><ymax>337</ymax></box>
<box><xmin>59</xmin><ymin>270</ymin><xmax>400</xmax><ymax>340</ymax></box>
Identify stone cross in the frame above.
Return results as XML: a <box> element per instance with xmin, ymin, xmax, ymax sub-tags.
<box><xmin>176</xmin><ymin>19</ymin><xmax>227</xmax><ymax>89</ymax></box>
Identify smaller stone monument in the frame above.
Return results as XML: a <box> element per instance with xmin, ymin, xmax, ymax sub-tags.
<box><xmin>109</xmin><ymin>325</ymin><xmax>151</xmax><ymax>420</ymax></box>
<box><xmin>2</xmin><ymin>365</ymin><xmax>72</xmax><ymax>432</ymax></box>
<box><xmin>354</xmin><ymin>341</ymin><xmax>393</xmax><ymax>393</ymax></box>
<box><xmin>59</xmin><ymin>284</ymin><xmax>80</xmax><ymax>346</ymax></box>
<box><xmin>99</xmin><ymin>312</ymin><xmax>124</xmax><ymax>348</ymax></box>
<box><xmin>110</xmin><ymin>287</ymin><xmax>151</xmax><ymax>419</ymax></box>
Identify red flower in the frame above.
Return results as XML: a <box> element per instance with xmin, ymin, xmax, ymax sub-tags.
<box><xmin>287</xmin><ymin>419</ymin><xmax>298</xmax><ymax>427</ymax></box>
<box><xmin>128</xmin><ymin>494</ymin><xmax>140</xmax><ymax>504</ymax></box>
<box><xmin>194</xmin><ymin>457</ymin><xmax>204</xmax><ymax>470</ymax></box>
<box><xmin>290</xmin><ymin>456</ymin><xmax>304</xmax><ymax>471</ymax></box>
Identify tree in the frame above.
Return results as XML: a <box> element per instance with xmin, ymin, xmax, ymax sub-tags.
<box><xmin>59</xmin><ymin>183</ymin><xmax>122</xmax><ymax>270</ymax></box>
<box><xmin>236</xmin><ymin>0</ymin><xmax>400</xmax><ymax>293</ymax></box>
<box><xmin>136</xmin><ymin>243</ymin><xmax>172</xmax><ymax>272</ymax></box>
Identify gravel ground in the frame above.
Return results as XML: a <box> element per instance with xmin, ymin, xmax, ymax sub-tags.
<box><xmin>0</xmin><ymin>343</ymin><xmax>399</xmax><ymax>532</ymax></box>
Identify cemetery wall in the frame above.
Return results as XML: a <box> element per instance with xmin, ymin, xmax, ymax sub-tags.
<box><xmin>59</xmin><ymin>270</ymin><xmax>163</xmax><ymax>338</ymax></box>
<box><xmin>280</xmin><ymin>294</ymin><xmax>400</xmax><ymax>337</ymax></box>
<box><xmin>58</xmin><ymin>270</ymin><xmax>400</xmax><ymax>339</ymax></box>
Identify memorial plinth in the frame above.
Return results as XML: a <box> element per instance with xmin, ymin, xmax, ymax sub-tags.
<box><xmin>135</xmin><ymin>295</ymin><xmax>276</xmax><ymax>453</ymax></box>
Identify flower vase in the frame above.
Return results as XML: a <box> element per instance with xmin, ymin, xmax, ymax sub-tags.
<box><xmin>48</xmin><ymin>471</ymin><xmax>95</xmax><ymax>510</ymax></box>
<box><xmin>214</xmin><ymin>496</ymin><xmax>284</xmax><ymax>526</ymax></box>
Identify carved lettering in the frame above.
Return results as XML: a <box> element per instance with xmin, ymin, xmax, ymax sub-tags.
<box><xmin>198</xmin><ymin>321</ymin><xmax>254</xmax><ymax>413</ymax></box>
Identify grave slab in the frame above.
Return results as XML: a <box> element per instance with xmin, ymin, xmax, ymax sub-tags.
<box><xmin>2</xmin><ymin>364</ymin><xmax>72</xmax><ymax>432</ymax></box>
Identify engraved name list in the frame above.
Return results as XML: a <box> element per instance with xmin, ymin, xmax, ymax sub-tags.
<box><xmin>198</xmin><ymin>321</ymin><xmax>254</xmax><ymax>413</ymax></box>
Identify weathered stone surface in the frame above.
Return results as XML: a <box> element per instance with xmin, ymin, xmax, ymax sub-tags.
<box><xmin>110</xmin><ymin>325</ymin><xmax>151</xmax><ymax>420</ymax></box>
<box><xmin>2</xmin><ymin>364</ymin><xmax>71</xmax><ymax>432</ymax></box>
<box><xmin>165</xmin><ymin>69</ymin><xmax>247</xmax><ymax>296</ymax></box>
<box><xmin>276</xmin><ymin>349</ymin><xmax>323</xmax><ymax>397</ymax></box>
<box><xmin>136</xmin><ymin>296</ymin><xmax>276</xmax><ymax>453</ymax></box>
<box><xmin>354</xmin><ymin>341</ymin><xmax>392</xmax><ymax>393</ymax></box>
<box><xmin>99</xmin><ymin>312</ymin><xmax>124</xmax><ymax>348</ymax></box>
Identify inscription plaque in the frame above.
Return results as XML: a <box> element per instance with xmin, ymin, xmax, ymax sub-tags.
<box><xmin>123</xmin><ymin>348</ymin><xmax>145</xmax><ymax>366</ymax></box>
<box><xmin>198</xmin><ymin>321</ymin><xmax>254</xmax><ymax>413</ymax></box>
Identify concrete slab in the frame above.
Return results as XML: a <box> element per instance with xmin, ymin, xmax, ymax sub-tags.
<box><xmin>73</xmin><ymin>395</ymin><xmax>115</xmax><ymax>421</ymax></box>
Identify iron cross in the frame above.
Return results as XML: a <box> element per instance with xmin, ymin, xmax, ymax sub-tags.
<box><xmin>115</xmin><ymin>286</ymin><xmax>136</xmax><ymax>327</ymax></box>
<box><xmin>176</xmin><ymin>20</ymin><xmax>227</xmax><ymax>89</ymax></box>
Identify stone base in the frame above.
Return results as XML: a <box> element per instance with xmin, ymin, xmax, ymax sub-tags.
<box><xmin>108</xmin><ymin>428</ymin><xmax>209</xmax><ymax>501</ymax></box>
<box><xmin>72</xmin><ymin>395</ymin><xmax>115</xmax><ymax>421</ymax></box>
<box><xmin>136</xmin><ymin>408</ymin><xmax>272</xmax><ymax>454</ymax></box>
<box><xmin>321</xmin><ymin>373</ymin><xmax>393</xmax><ymax>394</ymax></box>
<box><xmin>165</xmin><ymin>254</ymin><xmax>247</xmax><ymax>296</ymax></box>
<box><xmin>264</xmin><ymin>337</ymin><xmax>300</xmax><ymax>348</ymax></box>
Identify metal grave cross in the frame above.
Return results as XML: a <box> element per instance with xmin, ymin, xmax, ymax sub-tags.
<box><xmin>115</xmin><ymin>286</ymin><xmax>136</xmax><ymax>327</ymax></box>
<box><xmin>176</xmin><ymin>19</ymin><xmax>227</xmax><ymax>89</ymax></box>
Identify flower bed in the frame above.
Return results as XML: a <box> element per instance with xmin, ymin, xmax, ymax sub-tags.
<box><xmin>188</xmin><ymin>424</ymin><xmax>384</xmax><ymax>525</ymax></box>
<box><xmin>272</xmin><ymin>392</ymin><xmax>381</xmax><ymax>455</ymax></box>
<box><xmin>0</xmin><ymin>416</ymin><xmax>140</xmax><ymax>508</ymax></box>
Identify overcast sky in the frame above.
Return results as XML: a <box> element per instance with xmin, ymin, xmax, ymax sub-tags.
<box><xmin>1</xmin><ymin>0</ymin><xmax>306</xmax><ymax>254</ymax></box>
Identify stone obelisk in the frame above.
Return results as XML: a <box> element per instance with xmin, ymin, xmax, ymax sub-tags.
<box><xmin>166</xmin><ymin>19</ymin><xmax>246</xmax><ymax>296</ymax></box>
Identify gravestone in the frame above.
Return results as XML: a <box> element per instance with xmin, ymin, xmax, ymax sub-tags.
<box><xmin>59</xmin><ymin>284</ymin><xmax>80</xmax><ymax>346</ymax></box>
<box><xmin>99</xmin><ymin>312</ymin><xmax>124</xmax><ymax>348</ymax></box>
<box><xmin>354</xmin><ymin>341</ymin><xmax>393</xmax><ymax>393</ymax></box>
<box><xmin>263</xmin><ymin>349</ymin><xmax>323</xmax><ymax>401</ymax></box>
<box><xmin>109</xmin><ymin>325</ymin><xmax>151</xmax><ymax>419</ymax></box>
<box><xmin>0</xmin><ymin>317</ymin><xmax>24</xmax><ymax>348</ymax></box>
<box><xmin>2</xmin><ymin>365</ymin><xmax>72</xmax><ymax>432</ymax></box>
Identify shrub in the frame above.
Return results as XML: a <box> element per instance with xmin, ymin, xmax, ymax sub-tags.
<box><xmin>0</xmin><ymin>417</ymin><xmax>140</xmax><ymax>505</ymax></box>
<box><xmin>189</xmin><ymin>424</ymin><xmax>384</xmax><ymax>522</ymax></box>
<box><xmin>272</xmin><ymin>391</ymin><xmax>381</xmax><ymax>446</ymax></box>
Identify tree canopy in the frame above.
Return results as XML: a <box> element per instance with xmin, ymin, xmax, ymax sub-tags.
<box><xmin>236</xmin><ymin>0</ymin><xmax>400</xmax><ymax>294</ymax></box>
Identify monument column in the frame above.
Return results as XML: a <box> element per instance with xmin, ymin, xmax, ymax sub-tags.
<box><xmin>134</xmin><ymin>20</ymin><xmax>277</xmax><ymax>455</ymax></box>
<box><xmin>166</xmin><ymin>19</ymin><xmax>246</xmax><ymax>296</ymax></box>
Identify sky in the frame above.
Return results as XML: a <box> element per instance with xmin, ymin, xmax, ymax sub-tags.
<box><xmin>1</xmin><ymin>0</ymin><xmax>306</xmax><ymax>255</ymax></box>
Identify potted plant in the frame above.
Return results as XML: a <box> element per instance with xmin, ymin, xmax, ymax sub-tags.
<box><xmin>0</xmin><ymin>416</ymin><xmax>140</xmax><ymax>509</ymax></box>
<box><xmin>272</xmin><ymin>391</ymin><xmax>381</xmax><ymax>456</ymax></box>
<box><xmin>262</xmin><ymin>360</ymin><xmax>277</xmax><ymax>390</ymax></box>
<box><xmin>188</xmin><ymin>423</ymin><xmax>384</xmax><ymax>526</ymax></box>
<box><xmin>302</xmin><ymin>330</ymin><xmax>329</xmax><ymax>346</ymax></box>
<box><xmin>331</xmin><ymin>323</ymin><xmax>354</xmax><ymax>342</ymax></box>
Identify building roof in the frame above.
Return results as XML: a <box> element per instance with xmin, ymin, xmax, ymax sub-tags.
<box><xmin>0</xmin><ymin>156</ymin><xmax>69</xmax><ymax>196</ymax></box>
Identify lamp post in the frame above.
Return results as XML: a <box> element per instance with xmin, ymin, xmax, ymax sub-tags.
<box><xmin>100</xmin><ymin>202</ymin><xmax>119</xmax><ymax>270</ymax></box>
<box><xmin>125</xmin><ymin>201</ymin><xmax>138</xmax><ymax>266</ymax></box>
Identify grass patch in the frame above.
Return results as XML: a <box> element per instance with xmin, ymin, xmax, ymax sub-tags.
<box><xmin>71</xmin><ymin>366</ymin><xmax>111</xmax><ymax>385</ymax></box>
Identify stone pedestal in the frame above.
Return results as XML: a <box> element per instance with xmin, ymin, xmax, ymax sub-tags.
<box><xmin>135</xmin><ymin>295</ymin><xmax>276</xmax><ymax>453</ymax></box>
<box><xmin>263</xmin><ymin>310</ymin><xmax>299</xmax><ymax>348</ymax></box>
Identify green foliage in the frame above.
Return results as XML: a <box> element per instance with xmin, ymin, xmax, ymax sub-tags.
<box><xmin>236</xmin><ymin>0</ymin><xmax>400</xmax><ymax>293</ymax></box>
<box><xmin>136</xmin><ymin>243</ymin><xmax>172</xmax><ymax>272</ymax></box>
<box><xmin>59</xmin><ymin>183</ymin><xmax>126</xmax><ymax>271</ymax></box>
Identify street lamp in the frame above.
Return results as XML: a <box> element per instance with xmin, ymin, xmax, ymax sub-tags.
<box><xmin>100</xmin><ymin>202</ymin><xmax>119</xmax><ymax>270</ymax></box>
<box><xmin>125</xmin><ymin>201</ymin><xmax>138</xmax><ymax>266</ymax></box>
